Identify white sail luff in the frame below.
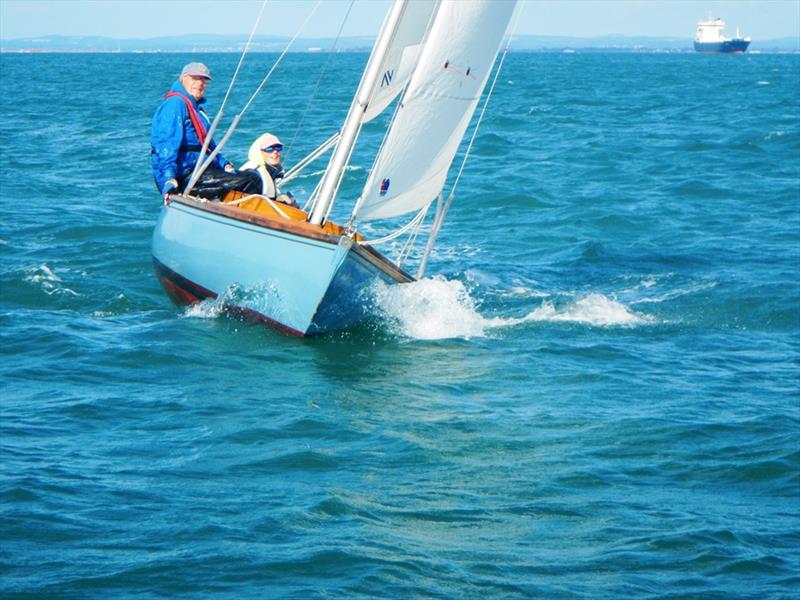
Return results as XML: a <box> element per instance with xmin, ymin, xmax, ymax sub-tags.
<box><xmin>354</xmin><ymin>0</ymin><xmax>517</xmax><ymax>222</ymax></box>
<box><xmin>308</xmin><ymin>0</ymin><xmax>409</xmax><ymax>226</ymax></box>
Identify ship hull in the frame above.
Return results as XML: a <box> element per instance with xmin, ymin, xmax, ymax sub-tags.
<box><xmin>694</xmin><ymin>39</ymin><xmax>750</xmax><ymax>54</ymax></box>
<box><xmin>152</xmin><ymin>195</ymin><xmax>413</xmax><ymax>336</ymax></box>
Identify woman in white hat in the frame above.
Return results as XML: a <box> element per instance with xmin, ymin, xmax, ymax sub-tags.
<box><xmin>239</xmin><ymin>133</ymin><xmax>296</xmax><ymax>206</ymax></box>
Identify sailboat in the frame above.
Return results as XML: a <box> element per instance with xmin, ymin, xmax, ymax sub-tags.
<box><xmin>152</xmin><ymin>0</ymin><xmax>518</xmax><ymax>336</ymax></box>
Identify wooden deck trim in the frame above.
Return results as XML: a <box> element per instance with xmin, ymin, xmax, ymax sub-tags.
<box><xmin>169</xmin><ymin>194</ymin><xmax>342</xmax><ymax>245</ymax></box>
<box><xmin>350</xmin><ymin>242</ymin><xmax>415</xmax><ymax>283</ymax></box>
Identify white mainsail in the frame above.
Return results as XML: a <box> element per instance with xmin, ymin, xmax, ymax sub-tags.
<box><xmin>362</xmin><ymin>0</ymin><xmax>440</xmax><ymax>123</ymax></box>
<box><xmin>354</xmin><ymin>0</ymin><xmax>517</xmax><ymax>222</ymax></box>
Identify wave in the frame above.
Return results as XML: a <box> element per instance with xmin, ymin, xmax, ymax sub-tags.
<box><xmin>373</xmin><ymin>277</ymin><xmax>651</xmax><ymax>340</ymax></box>
<box><xmin>24</xmin><ymin>264</ymin><xmax>80</xmax><ymax>297</ymax></box>
<box><xmin>521</xmin><ymin>293</ymin><xmax>651</xmax><ymax>327</ymax></box>
<box><xmin>630</xmin><ymin>280</ymin><xmax>718</xmax><ymax>305</ymax></box>
<box><xmin>373</xmin><ymin>276</ymin><xmax>490</xmax><ymax>339</ymax></box>
<box><xmin>288</xmin><ymin>164</ymin><xmax>364</xmax><ymax>181</ymax></box>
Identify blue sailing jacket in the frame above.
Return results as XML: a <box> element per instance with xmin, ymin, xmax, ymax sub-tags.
<box><xmin>151</xmin><ymin>80</ymin><xmax>228</xmax><ymax>194</ymax></box>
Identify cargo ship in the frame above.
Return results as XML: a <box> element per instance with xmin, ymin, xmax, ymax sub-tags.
<box><xmin>694</xmin><ymin>17</ymin><xmax>751</xmax><ymax>53</ymax></box>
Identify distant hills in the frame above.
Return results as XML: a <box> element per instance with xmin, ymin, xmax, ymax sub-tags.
<box><xmin>1</xmin><ymin>33</ymin><xmax>798</xmax><ymax>53</ymax></box>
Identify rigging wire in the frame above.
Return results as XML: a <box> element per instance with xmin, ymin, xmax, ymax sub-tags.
<box><xmin>239</xmin><ymin>1</ymin><xmax>321</xmax><ymax>116</ymax></box>
<box><xmin>285</xmin><ymin>0</ymin><xmax>355</xmax><ymax>164</ymax></box>
<box><xmin>186</xmin><ymin>0</ymin><xmax>268</xmax><ymax>192</ymax></box>
<box><xmin>221</xmin><ymin>0</ymin><xmax>268</xmax><ymax>111</ymax></box>
<box><xmin>356</xmin><ymin>203</ymin><xmax>429</xmax><ymax>246</ymax></box>
<box><xmin>396</xmin><ymin>199</ymin><xmax>433</xmax><ymax>266</ymax></box>
<box><xmin>281</xmin><ymin>131</ymin><xmax>340</xmax><ymax>185</ymax></box>
<box><xmin>185</xmin><ymin>1</ymin><xmax>321</xmax><ymax>195</ymax></box>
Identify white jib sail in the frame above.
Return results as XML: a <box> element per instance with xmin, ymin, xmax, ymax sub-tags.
<box><xmin>355</xmin><ymin>0</ymin><xmax>517</xmax><ymax>222</ymax></box>
<box><xmin>362</xmin><ymin>0</ymin><xmax>440</xmax><ymax>123</ymax></box>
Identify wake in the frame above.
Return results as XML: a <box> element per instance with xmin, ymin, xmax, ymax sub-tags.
<box><xmin>373</xmin><ymin>276</ymin><xmax>652</xmax><ymax>340</ymax></box>
<box><xmin>179</xmin><ymin>276</ymin><xmax>653</xmax><ymax>340</ymax></box>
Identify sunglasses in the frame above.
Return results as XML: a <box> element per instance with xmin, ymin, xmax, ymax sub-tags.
<box><xmin>262</xmin><ymin>145</ymin><xmax>283</xmax><ymax>153</ymax></box>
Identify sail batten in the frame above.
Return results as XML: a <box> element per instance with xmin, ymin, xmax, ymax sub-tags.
<box><xmin>355</xmin><ymin>0</ymin><xmax>517</xmax><ymax>222</ymax></box>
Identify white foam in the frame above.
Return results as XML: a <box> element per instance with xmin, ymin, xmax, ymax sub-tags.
<box><xmin>178</xmin><ymin>276</ymin><xmax>652</xmax><ymax>336</ymax></box>
<box><xmin>30</xmin><ymin>264</ymin><xmax>61</xmax><ymax>282</ymax></box>
<box><xmin>374</xmin><ymin>278</ymin><xmax>650</xmax><ymax>340</ymax></box>
<box><xmin>25</xmin><ymin>264</ymin><xmax>79</xmax><ymax>296</ymax></box>
<box><xmin>521</xmin><ymin>293</ymin><xmax>650</xmax><ymax>327</ymax></box>
<box><xmin>374</xmin><ymin>276</ymin><xmax>492</xmax><ymax>339</ymax></box>
<box><xmin>180</xmin><ymin>281</ymin><xmax>291</xmax><ymax>324</ymax></box>
<box><xmin>182</xmin><ymin>297</ymin><xmax>224</xmax><ymax>320</ymax></box>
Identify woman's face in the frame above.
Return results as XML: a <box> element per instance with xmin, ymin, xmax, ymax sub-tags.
<box><xmin>261</xmin><ymin>144</ymin><xmax>283</xmax><ymax>167</ymax></box>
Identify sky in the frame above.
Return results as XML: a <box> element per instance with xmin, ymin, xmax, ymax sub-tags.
<box><xmin>1</xmin><ymin>0</ymin><xmax>799</xmax><ymax>41</ymax></box>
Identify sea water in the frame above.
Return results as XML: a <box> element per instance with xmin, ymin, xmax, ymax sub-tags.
<box><xmin>1</xmin><ymin>52</ymin><xmax>798</xmax><ymax>598</ymax></box>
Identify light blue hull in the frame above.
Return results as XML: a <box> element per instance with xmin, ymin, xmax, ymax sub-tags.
<box><xmin>152</xmin><ymin>197</ymin><xmax>412</xmax><ymax>336</ymax></box>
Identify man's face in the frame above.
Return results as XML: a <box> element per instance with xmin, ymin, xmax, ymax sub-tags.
<box><xmin>180</xmin><ymin>74</ymin><xmax>209</xmax><ymax>101</ymax></box>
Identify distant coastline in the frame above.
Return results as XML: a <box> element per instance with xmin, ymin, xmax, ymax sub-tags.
<box><xmin>2</xmin><ymin>33</ymin><xmax>799</xmax><ymax>53</ymax></box>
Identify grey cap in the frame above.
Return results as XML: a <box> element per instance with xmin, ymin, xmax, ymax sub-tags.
<box><xmin>181</xmin><ymin>62</ymin><xmax>212</xmax><ymax>80</ymax></box>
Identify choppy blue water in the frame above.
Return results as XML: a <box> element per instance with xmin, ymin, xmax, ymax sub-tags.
<box><xmin>1</xmin><ymin>51</ymin><xmax>799</xmax><ymax>598</ymax></box>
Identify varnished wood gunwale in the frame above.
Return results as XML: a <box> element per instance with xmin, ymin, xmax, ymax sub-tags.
<box><xmin>169</xmin><ymin>194</ymin><xmax>341</xmax><ymax>244</ymax></box>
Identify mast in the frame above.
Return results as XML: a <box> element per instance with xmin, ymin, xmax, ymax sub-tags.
<box><xmin>308</xmin><ymin>0</ymin><xmax>407</xmax><ymax>226</ymax></box>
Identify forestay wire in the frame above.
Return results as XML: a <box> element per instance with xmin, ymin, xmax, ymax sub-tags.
<box><xmin>185</xmin><ymin>1</ymin><xmax>321</xmax><ymax>195</ymax></box>
<box><xmin>415</xmin><ymin>1</ymin><xmax>525</xmax><ymax>279</ymax></box>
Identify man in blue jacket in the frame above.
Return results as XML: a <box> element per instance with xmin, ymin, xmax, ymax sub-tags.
<box><xmin>151</xmin><ymin>62</ymin><xmax>260</xmax><ymax>200</ymax></box>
